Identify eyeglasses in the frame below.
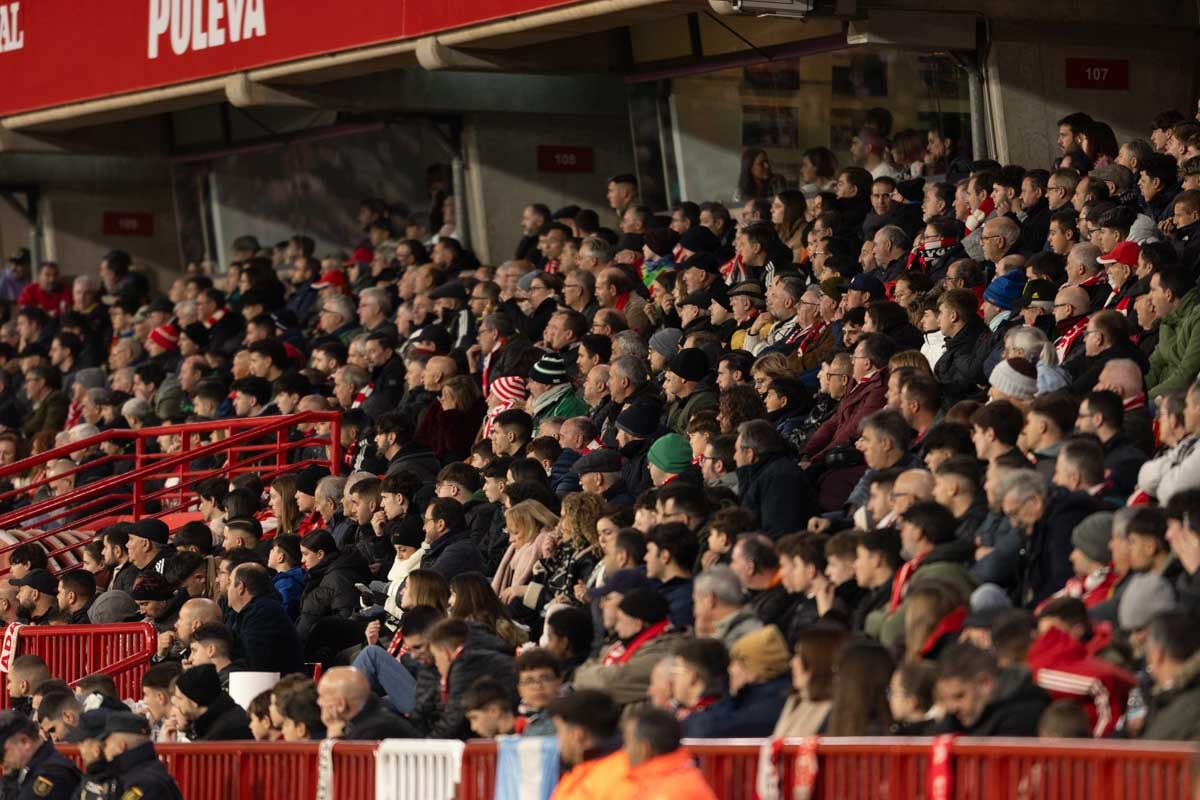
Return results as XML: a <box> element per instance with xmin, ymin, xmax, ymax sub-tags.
<box><xmin>980</xmin><ymin>234</ymin><xmax>1003</xmax><ymax>242</ymax></box>
<box><xmin>827</xmin><ymin>372</ymin><xmax>851</xmax><ymax>379</ymax></box>
<box><xmin>1052</xmin><ymin>303</ymin><xmax>1073</xmax><ymax>310</ymax></box>
<box><xmin>518</xmin><ymin>675</ymin><xmax>558</xmax><ymax>687</ymax></box>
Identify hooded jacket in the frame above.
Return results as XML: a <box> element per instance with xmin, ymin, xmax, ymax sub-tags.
<box><xmin>1148</xmin><ymin>287</ymin><xmax>1200</xmax><ymax>398</ymax></box>
<box><xmin>298</xmin><ymin>548</ymin><xmax>371</xmax><ymax>639</ymax></box>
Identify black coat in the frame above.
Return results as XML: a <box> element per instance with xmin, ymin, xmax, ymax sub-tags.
<box><xmin>105</xmin><ymin>742</ymin><xmax>182</xmax><ymax>800</ymax></box>
<box><xmin>959</xmin><ymin>667</ymin><xmax>1050</xmax><ymax>737</ymax></box>
<box><xmin>420</xmin><ymin>528</ymin><xmax>485</xmax><ymax>579</ymax></box>
<box><xmin>1018</xmin><ymin>488</ymin><xmax>1103</xmax><ymax>606</ymax></box>
<box><xmin>429</xmin><ymin>626</ymin><xmax>517</xmax><ymax>739</ymax></box>
<box><xmin>190</xmin><ymin>693</ymin><xmax>254</xmax><ymax>741</ymax></box>
<box><xmin>298</xmin><ymin>549</ymin><xmax>371</xmax><ymax>639</ymax></box>
<box><xmin>344</xmin><ymin>694</ymin><xmax>421</xmax><ymax>739</ymax></box>
<box><xmin>385</xmin><ymin>443</ymin><xmax>441</xmax><ymax>486</ymax></box>
<box><xmin>231</xmin><ymin>594</ymin><xmax>304</xmax><ymax>675</ymax></box>
<box><xmin>1018</xmin><ymin>199</ymin><xmax>1052</xmax><ymax>256</ymax></box>
<box><xmin>934</xmin><ymin>316</ymin><xmax>991</xmax><ymax>406</ymax></box>
<box><xmin>1067</xmin><ymin>339</ymin><xmax>1150</xmax><ymax>395</ymax></box>
<box><xmin>681</xmin><ymin>675</ymin><xmax>791</xmax><ymax>738</ymax></box>
<box><xmin>14</xmin><ymin>741</ymin><xmax>79</xmax><ymax>800</ymax></box>
<box><xmin>1103</xmin><ymin>432</ymin><xmax>1148</xmax><ymax>497</ymax></box>
<box><xmin>737</xmin><ymin>452</ymin><xmax>816</xmax><ymax>538</ymax></box>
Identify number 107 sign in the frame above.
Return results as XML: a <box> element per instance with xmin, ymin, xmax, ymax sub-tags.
<box><xmin>1065</xmin><ymin>57</ymin><xmax>1129</xmax><ymax>90</ymax></box>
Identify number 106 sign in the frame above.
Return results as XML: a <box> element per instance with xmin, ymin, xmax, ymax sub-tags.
<box><xmin>1065</xmin><ymin>57</ymin><xmax>1129</xmax><ymax>91</ymax></box>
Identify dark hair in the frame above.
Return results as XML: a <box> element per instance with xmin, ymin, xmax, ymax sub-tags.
<box><xmin>547</xmin><ymin>689</ymin><xmax>621</xmax><ymax>739</ymax></box>
<box><xmin>734</xmin><ymin>533</ymin><xmax>779</xmax><ymax>574</ymax></box>
<box><xmin>1146</xmin><ymin>611</ymin><xmax>1200</xmax><ymax>663</ymax></box>
<box><xmin>859</xmin><ymin>528</ymin><xmax>902</xmax><ymax>569</ymax></box>
<box><xmin>825</xmin><ymin>639</ymin><xmax>894</xmax><ymax>736</ymax></box>
<box><xmin>461</xmin><ymin>676</ymin><xmax>514</xmax><ymax>714</ymax></box>
<box><xmin>901</xmin><ymin>501</ymin><xmax>958</xmax><ymax>546</ymax></box>
<box><xmin>628</xmin><ymin>707</ymin><xmax>683</xmax><ymax>758</ymax></box>
<box><xmin>777</xmin><ymin>532</ymin><xmax>827</xmax><ymax>573</ymax></box>
<box><xmin>399</xmin><ymin>604</ymin><xmax>445</xmax><ymax>637</ymax></box>
<box><xmin>516</xmin><ymin>647</ymin><xmax>562</xmax><ymax>678</ymax></box>
<box><xmin>271</xmin><ymin>534</ymin><xmax>301</xmax><ymax>567</ymax></box>
<box><xmin>1082</xmin><ymin>390</ymin><xmax>1124</xmax><ymax>430</ymax></box>
<box><xmin>969</xmin><ymin>400</ymin><xmax>1024</xmax><ymax>447</ymax></box>
<box><xmin>10</xmin><ymin>542</ymin><xmax>48</xmax><ymax>571</ymax></box>
<box><xmin>58</xmin><ymin>569</ymin><xmax>96</xmax><ymax>603</ymax></box>
<box><xmin>647</xmin><ymin>522</ymin><xmax>700</xmax><ymax>571</ymax></box>
<box><xmin>546</xmin><ymin>607</ymin><xmax>593</xmax><ymax>657</ymax></box>
<box><xmin>920</xmin><ymin>422</ymin><xmax>974</xmax><ymax>458</ymax></box>
<box><xmin>615</xmin><ymin>528</ymin><xmax>648</xmax><ymax>566</ymax></box>
<box><xmin>936</xmin><ymin>641</ymin><xmax>999</xmax><ymax>682</ymax></box>
<box><xmin>232</xmin><ymin>563</ymin><xmax>272</xmax><ymax>598</ymax></box>
<box><xmin>673</xmin><ymin>638</ymin><xmax>729</xmax><ymax>695</ymax></box>
<box><xmin>493</xmin><ymin>409</ymin><xmax>534</xmax><ymax>445</ymax></box>
<box><xmin>164</xmin><ymin>551</ymin><xmax>207</xmax><ymax>587</ymax></box>
<box><xmin>428</xmin><ymin>497</ymin><xmax>467</xmax><ymax>532</ymax></box>
<box><xmin>142</xmin><ymin>661</ymin><xmax>183</xmax><ymax>691</ymax></box>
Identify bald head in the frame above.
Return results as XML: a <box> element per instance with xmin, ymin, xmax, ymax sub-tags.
<box><xmin>178</xmin><ymin>598</ymin><xmax>221</xmax><ymax>642</ymax></box>
<box><xmin>893</xmin><ymin>469</ymin><xmax>934</xmax><ymax>514</ymax></box>
<box><xmin>1053</xmin><ymin>287</ymin><xmax>1089</xmax><ymax>321</ymax></box>
<box><xmin>423</xmin><ymin>356</ymin><xmax>457</xmax><ymax>391</ymax></box>
<box><xmin>985</xmin><ymin>216</ymin><xmax>1020</xmax><ymax>246</ymax></box>
<box><xmin>318</xmin><ymin>666</ymin><xmax>371</xmax><ymax>724</ymax></box>
<box><xmin>1096</xmin><ymin>358</ymin><xmax>1145</xmax><ymax>398</ymax></box>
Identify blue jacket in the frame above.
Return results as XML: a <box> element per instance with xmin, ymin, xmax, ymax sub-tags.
<box><xmin>273</xmin><ymin>566</ymin><xmax>306</xmax><ymax>620</ymax></box>
<box><xmin>655</xmin><ymin>576</ymin><xmax>694</xmax><ymax>631</ymax></box>
<box><xmin>680</xmin><ymin>675</ymin><xmax>791</xmax><ymax>738</ymax></box>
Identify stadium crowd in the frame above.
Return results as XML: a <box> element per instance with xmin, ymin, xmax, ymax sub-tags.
<box><xmin>6</xmin><ymin>105</ymin><xmax>1200</xmax><ymax>798</ymax></box>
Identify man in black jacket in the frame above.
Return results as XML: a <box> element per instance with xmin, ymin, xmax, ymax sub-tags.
<box><xmin>172</xmin><ymin>664</ymin><xmax>253</xmax><ymax>740</ymax></box>
<box><xmin>227</xmin><ymin>564</ymin><xmax>304</xmax><ymax>676</ymax></box>
<box><xmin>0</xmin><ymin>710</ymin><xmax>80</xmax><ymax>799</ymax></box>
<box><xmin>426</xmin><ymin>619</ymin><xmax>517</xmax><ymax>739</ymax></box>
<box><xmin>420</xmin><ymin>498</ymin><xmax>484</xmax><ymax>579</ymax></box>
<box><xmin>100</xmin><ymin>712</ymin><xmax>184</xmax><ymax>800</ymax></box>
<box><xmin>934</xmin><ymin>288</ymin><xmax>991</xmax><ymax>405</ymax></box>
<box><xmin>936</xmin><ymin>642</ymin><xmax>1049</xmax><ymax>737</ymax></box>
<box><xmin>317</xmin><ymin>667</ymin><xmax>420</xmax><ymax>739</ymax></box>
<box><xmin>734</xmin><ymin>420</ymin><xmax>815</xmax><ymax>538</ymax></box>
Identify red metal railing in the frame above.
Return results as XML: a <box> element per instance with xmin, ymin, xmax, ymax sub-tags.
<box><xmin>0</xmin><ymin>411</ymin><xmax>342</xmax><ymax>575</ymax></box>
<box><xmin>0</xmin><ymin>622</ymin><xmax>155</xmax><ymax>709</ymax></box>
<box><xmin>50</xmin><ymin>738</ymin><xmax>1199</xmax><ymax>800</ymax></box>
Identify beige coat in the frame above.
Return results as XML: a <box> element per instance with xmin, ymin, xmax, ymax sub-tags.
<box><xmin>771</xmin><ymin>695</ymin><xmax>831</xmax><ymax>738</ymax></box>
<box><xmin>575</xmin><ymin>631</ymin><xmax>688</xmax><ymax>707</ymax></box>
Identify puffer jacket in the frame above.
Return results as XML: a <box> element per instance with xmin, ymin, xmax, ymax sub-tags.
<box><xmin>1148</xmin><ymin>287</ymin><xmax>1200</xmax><ymax>398</ymax></box>
<box><xmin>737</xmin><ymin>452</ymin><xmax>817</xmax><ymax>538</ymax></box>
<box><xmin>298</xmin><ymin>549</ymin><xmax>371</xmax><ymax>639</ymax></box>
<box><xmin>934</xmin><ymin>316</ymin><xmax>991</xmax><ymax>406</ymax></box>
<box><xmin>429</xmin><ymin>623</ymin><xmax>517</xmax><ymax>739</ymax></box>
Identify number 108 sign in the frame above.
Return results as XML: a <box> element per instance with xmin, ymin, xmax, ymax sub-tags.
<box><xmin>1065</xmin><ymin>58</ymin><xmax>1129</xmax><ymax>91</ymax></box>
<box><xmin>537</xmin><ymin>145</ymin><xmax>595</xmax><ymax>174</ymax></box>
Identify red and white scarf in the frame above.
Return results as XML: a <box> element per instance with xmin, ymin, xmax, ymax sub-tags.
<box><xmin>603</xmin><ymin>620</ymin><xmax>670</xmax><ymax>665</ymax></box>
<box><xmin>204</xmin><ymin>308</ymin><xmax>228</xmax><ymax>328</ymax></box>
<box><xmin>1055</xmin><ymin>317</ymin><xmax>1089</xmax><ymax>362</ymax></box>
<box><xmin>351</xmin><ymin>384</ymin><xmax>374</xmax><ymax>408</ymax></box>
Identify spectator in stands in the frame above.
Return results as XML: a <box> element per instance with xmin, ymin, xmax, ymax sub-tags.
<box><xmin>420</xmin><ymin>498</ymin><xmax>484</xmax><ymax>578</ymax></box>
<box><xmin>227</xmin><ymin>563</ymin><xmax>304</xmax><ymax>676</ymax></box>
<box><xmin>609</xmin><ymin>707</ymin><xmax>717</xmax><ymax>800</ymax></box>
<box><xmin>296</xmin><ymin>530</ymin><xmax>370</xmax><ymax>642</ymax></box>
<box><xmin>425</xmin><ymin>618</ymin><xmax>516</xmax><ymax>739</ymax></box>
<box><xmin>576</xmin><ymin>587</ymin><xmax>686</xmax><ymax>707</ymax></box>
<box><xmin>12</xmin><ymin>569</ymin><xmax>58</xmax><ymax>625</ymax></box>
<box><xmin>935</xmin><ymin>642</ymin><xmax>1049</xmax><ymax>736</ymax></box>
<box><xmin>692</xmin><ymin>565</ymin><xmax>762</xmax><ymax>647</ymax></box>
<box><xmin>0</xmin><ymin>710</ymin><xmax>80</xmax><ymax>797</ymax></box>
<box><xmin>547</xmin><ymin>689</ymin><xmax>624</xmax><ymax>798</ymax></box>
<box><xmin>735</xmin><ymin>420</ymin><xmax>814</xmax><ymax>536</ymax></box>
<box><xmin>171</xmin><ymin>663</ymin><xmax>253</xmax><ymax>741</ymax></box>
<box><xmin>1140</xmin><ymin>610</ymin><xmax>1200</xmax><ymax>740</ymax></box>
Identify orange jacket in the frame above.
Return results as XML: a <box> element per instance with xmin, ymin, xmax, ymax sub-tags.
<box><xmin>551</xmin><ymin>750</ymin><xmax>630</xmax><ymax>800</ymax></box>
<box><xmin>608</xmin><ymin>749</ymin><xmax>718</xmax><ymax>800</ymax></box>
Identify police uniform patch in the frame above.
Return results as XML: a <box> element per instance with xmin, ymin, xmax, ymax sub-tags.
<box><xmin>120</xmin><ymin>789</ymin><xmax>144</xmax><ymax>800</ymax></box>
<box><xmin>32</xmin><ymin>776</ymin><xmax>53</xmax><ymax>797</ymax></box>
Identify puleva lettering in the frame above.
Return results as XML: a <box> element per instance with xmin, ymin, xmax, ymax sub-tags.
<box><xmin>0</xmin><ymin>3</ymin><xmax>25</xmax><ymax>54</ymax></box>
<box><xmin>148</xmin><ymin>0</ymin><xmax>266</xmax><ymax>59</ymax></box>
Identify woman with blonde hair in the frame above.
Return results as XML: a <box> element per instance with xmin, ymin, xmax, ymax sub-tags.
<box><xmin>527</xmin><ymin>492</ymin><xmax>605</xmax><ymax>612</ymax></box>
<box><xmin>268</xmin><ymin>474</ymin><xmax>301</xmax><ymax>537</ymax></box>
<box><xmin>494</xmin><ymin>499</ymin><xmax>558</xmax><ymax>604</ymax></box>
<box><xmin>398</xmin><ymin>569</ymin><xmax>451</xmax><ymax>614</ymax></box>
<box><xmin>749</xmin><ymin>352</ymin><xmax>792</xmax><ymax>396</ymax></box>
<box><xmin>888</xmin><ymin>349</ymin><xmax>935</xmax><ymax>379</ymax></box>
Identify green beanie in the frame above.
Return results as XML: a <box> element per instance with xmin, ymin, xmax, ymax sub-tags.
<box><xmin>647</xmin><ymin>433</ymin><xmax>693</xmax><ymax>475</ymax></box>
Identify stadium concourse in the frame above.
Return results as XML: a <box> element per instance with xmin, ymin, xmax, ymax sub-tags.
<box><xmin>4</xmin><ymin>106</ymin><xmax>1200</xmax><ymax>799</ymax></box>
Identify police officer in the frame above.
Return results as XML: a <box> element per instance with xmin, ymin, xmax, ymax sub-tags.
<box><xmin>97</xmin><ymin>713</ymin><xmax>181</xmax><ymax>800</ymax></box>
<box><xmin>0</xmin><ymin>709</ymin><xmax>80</xmax><ymax>800</ymax></box>
<box><xmin>63</xmin><ymin>711</ymin><xmax>109</xmax><ymax>800</ymax></box>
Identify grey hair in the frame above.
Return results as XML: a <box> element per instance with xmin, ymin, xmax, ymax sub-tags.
<box><xmin>611</xmin><ymin>355</ymin><xmax>649</xmax><ymax>388</ymax></box>
<box><xmin>996</xmin><ymin>469</ymin><xmax>1047</xmax><ymax>505</ymax></box>
<box><xmin>693</xmin><ymin>565</ymin><xmax>745</xmax><ymax>606</ymax></box>
<box><xmin>360</xmin><ymin>287</ymin><xmax>392</xmax><ymax>316</ymax></box>
<box><xmin>115</xmin><ymin>338</ymin><xmax>143</xmax><ymax>359</ymax></box>
<box><xmin>73</xmin><ymin>275</ymin><xmax>98</xmax><ymax>292</ymax></box>
<box><xmin>877</xmin><ymin>224</ymin><xmax>911</xmax><ymax>251</ymax></box>
<box><xmin>121</xmin><ymin>398</ymin><xmax>153</xmax><ymax>420</ymax></box>
<box><xmin>1005</xmin><ymin>325</ymin><xmax>1056</xmax><ymax>367</ymax></box>
<box><xmin>69</xmin><ymin>424</ymin><xmax>100</xmax><ymax>443</ymax></box>
<box><xmin>339</xmin><ymin>365</ymin><xmax>370</xmax><ymax>390</ymax></box>
<box><xmin>315</xmin><ymin>476</ymin><xmax>346</xmax><ymax>505</ymax></box>
<box><xmin>737</xmin><ymin>419</ymin><xmax>787</xmax><ymax>459</ymax></box>
<box><xmin>991</xmin><ymin>216</ymin><xmax>1021</xmax><ymax>246</ymax></box>
<box><xmin>580</xmin><ymin>235</ymin><xmax>615</xmax><ymax>265</ymax></box>
<box><xmin>1069</xmin><ymin>242</ymin><xmax>1102</xmax><ymax>275</ymax></box>
<box><xmin>1111</xmin><ymin>506</ymin><xmax>1139</xmax><ymax>540</ymax></box>
<box><xmin>324</xmin><ymin>294</ymin><xmax>355</xmax><ymax>323</ymax></box>
<box><xmin>613</xmin><ymin>331</ymin><xmax>649</xmax><ymax>361</ymax></box>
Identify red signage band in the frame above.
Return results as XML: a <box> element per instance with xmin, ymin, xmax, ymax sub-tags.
<box><xmin>103</xmin><ymin>211</ymin><xmax>156</xmax><ymax>238</ymax></box>
<box><xmin>1065</xmin><ymin>57</ymin><xmax>1130</xmax><ymax>91</ymax></box>
<box><xmin>536</xmin><ymin>145</ymin><xmax>595</xmax><ymax>174</ymax></box>
<box><xmin>0</xmin><ymin>0</ymin><xmax>581</xmax><ymax>118</ymax></box>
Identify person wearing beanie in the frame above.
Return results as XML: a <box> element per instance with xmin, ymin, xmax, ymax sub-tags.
<box><xmin>575</xmin><ymin>587</ymin><xmax>686</xmax><ymax>707</ymax></box>
<box><xmin>663</xmin><ymin>348</ymin><xmax>718</xmax><ymax>435</ymax></box>
<box><xmin>527</xmin><ymin>351</ymin><xmax>588</xmax><ymax>432</ymax></box>
<box><xmin>988</xmin><ymin>357</ymin><xmax>1038</xmax><ymax>405</ymax></box>
<box><xmin>146</xmin><ymin>324</ymin><xmax>179</xmax><ymax>357</ymax></box>
<box><xmin>172</xmin><ymin>663</ymin><xmax>253</xmax><ymax>740</ymax></box>
<box><xmin>647</xmin><ymin>328</ymin><xmax>683</xmax><ymax>374</ymax></box>
<box><xmin>647</xmin><ymin>433</ymin><xmax>697</xmax><ymax>486</ymax></box>
<box><xmin>684</xmin><ymin>624</ymin><xmax>793</xmax><ymax>738</ymax></box>
<box><xmin>982</xmin><ymin>270</ymin><xmax>1026</xmax><ymax>324</ymax></box>
<box><xmin>1034</xmin><ymin>512</ymin><xmax>1118</xmax><ymax>612</ymax></box>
